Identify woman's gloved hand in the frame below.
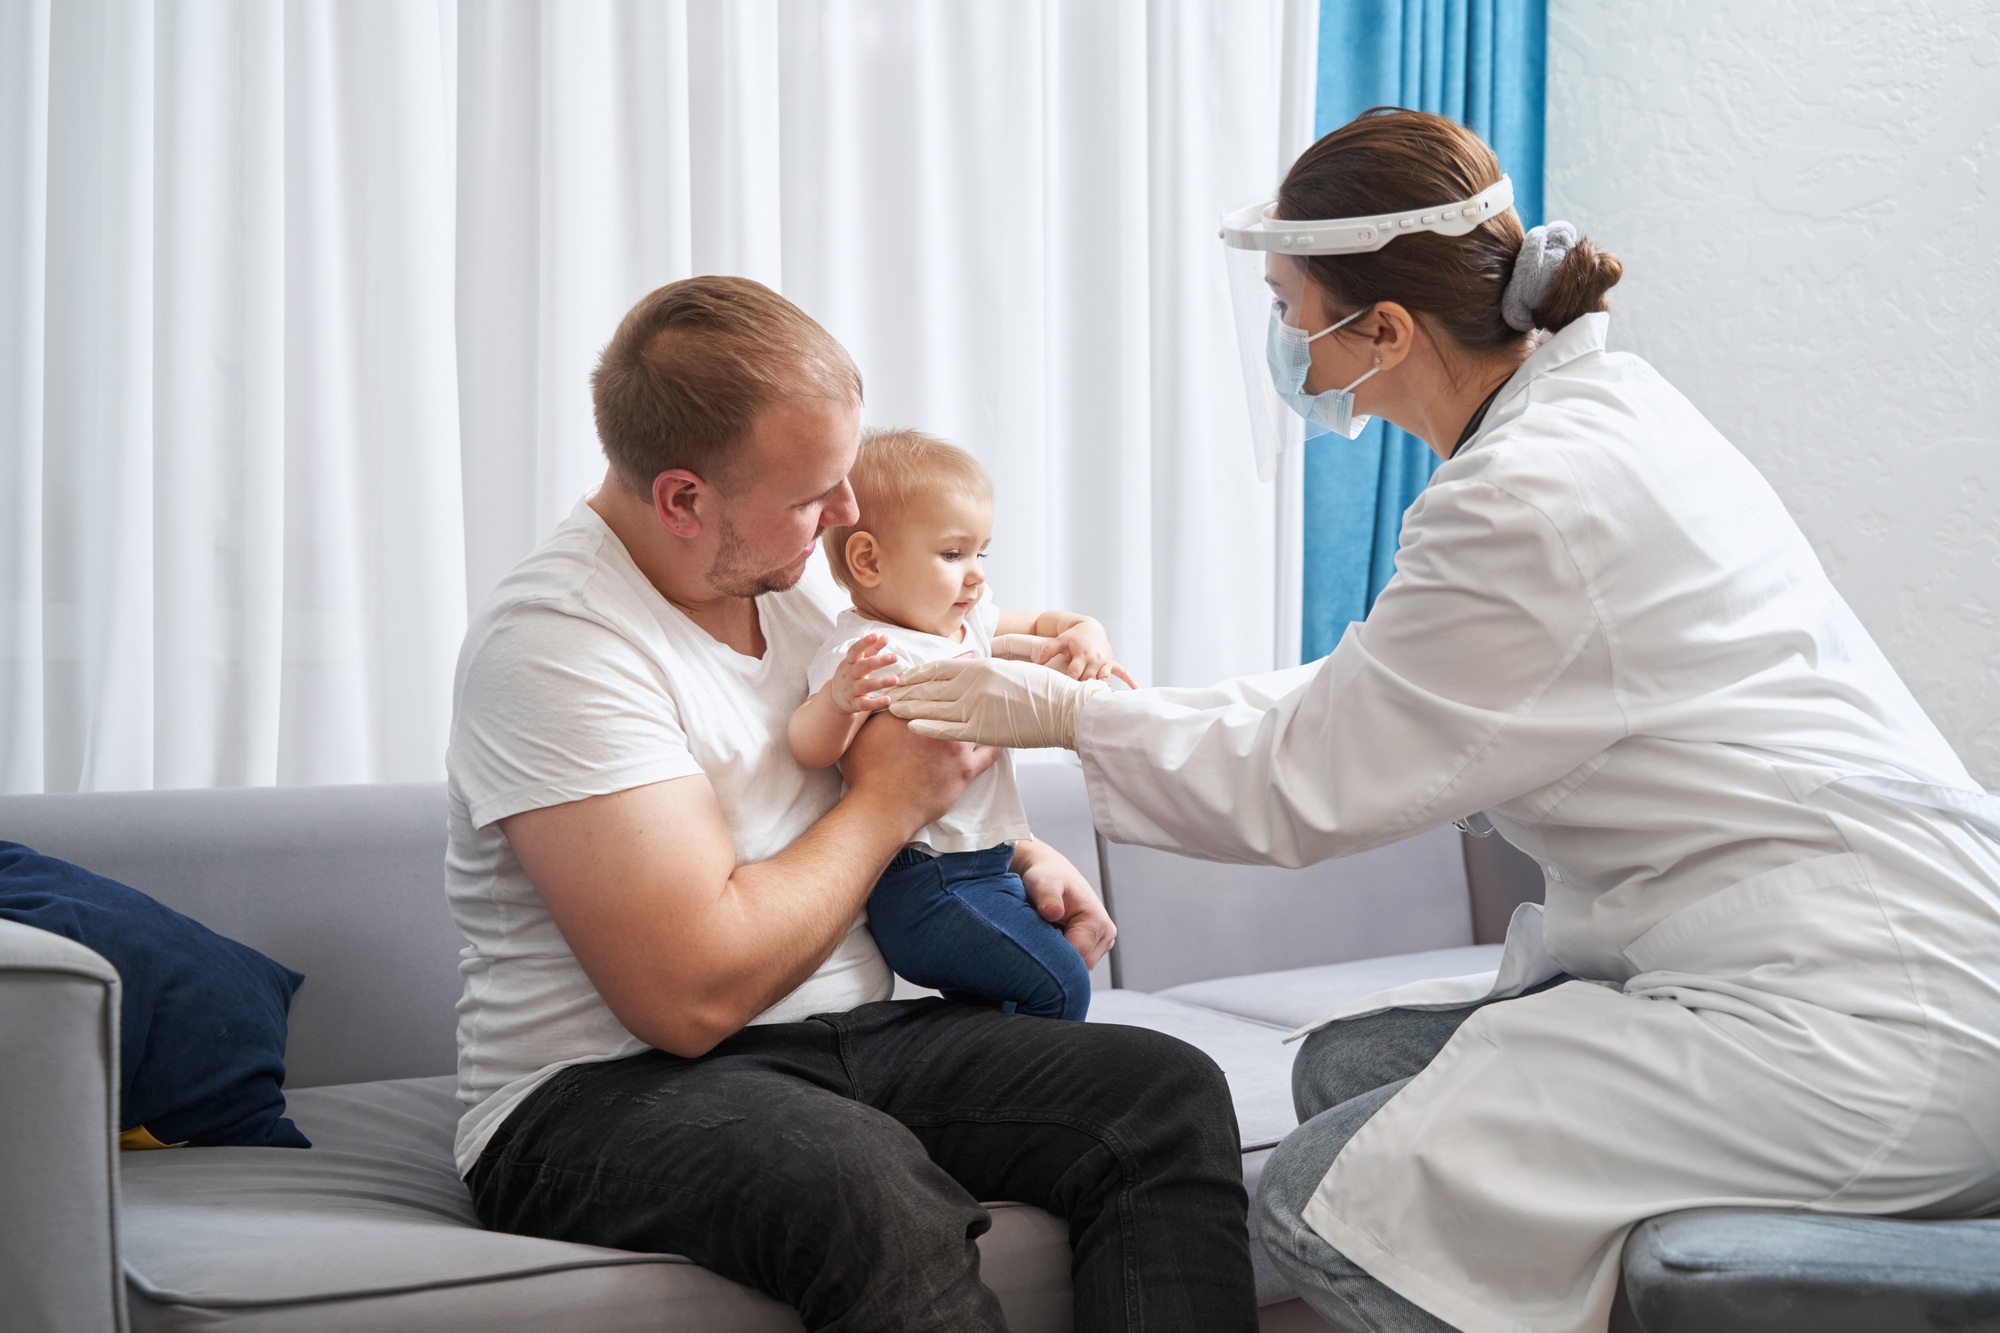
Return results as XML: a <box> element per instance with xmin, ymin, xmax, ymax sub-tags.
<box><xmin>887</xmin><ymin>657</ymin><xmax>1108</xmax><ymax>749</ymax></box>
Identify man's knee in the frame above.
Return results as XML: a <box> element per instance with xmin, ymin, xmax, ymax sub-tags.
<box><xmin>1129</xmin><ymin>1026</ymin><xmax>1236</xmax><ymax>1125</ymax></box>
<box><xmin>1062</xmin><ymin>1023</ymin><xmax>1241</xmax><ymax>1171</ymax></box>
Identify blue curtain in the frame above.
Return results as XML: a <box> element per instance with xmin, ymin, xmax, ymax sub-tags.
<box><xmin>1300</xmin><ymin>0</ymin><xmax>1546</xmax><ymax>658</ymax></box>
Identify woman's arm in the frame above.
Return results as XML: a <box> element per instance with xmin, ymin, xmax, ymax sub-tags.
<box><xmin>900</xmin><ymin>481</ymin><xmax>1620</xmax><ymax>867</ymax></box>
<box><xmin>1073</xmin><ymin>481</ymin><xmax>1619</xmax><ymax>865</ymax></box>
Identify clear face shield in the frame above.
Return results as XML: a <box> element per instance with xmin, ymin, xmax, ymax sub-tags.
<box><xmin>1218</xmin><ymin>176</ymin><xmax>1515</xmax><ymax>481</ymax></box>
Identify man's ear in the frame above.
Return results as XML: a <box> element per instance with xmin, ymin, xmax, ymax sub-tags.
<box><xmin>650</xmin><ymin>469</ymin><xmax>707</xmax><ymax>540</ymax></box>
<box><xmin>845</xmin><ymin>530</ymin><xmax>884</xmax><ymax>588</ymax></box>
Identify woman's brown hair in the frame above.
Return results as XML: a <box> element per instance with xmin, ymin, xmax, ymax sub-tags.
<box><xmin>1277</xmin><ymin>108</ymin><xmax>1621</xmax><ymax>353</ymax></box>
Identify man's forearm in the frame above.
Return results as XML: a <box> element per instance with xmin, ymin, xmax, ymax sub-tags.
<box><xmin>680</xmin><ymin>789</ymin><xmax>914</xmax><ymax>1050</ymax></box>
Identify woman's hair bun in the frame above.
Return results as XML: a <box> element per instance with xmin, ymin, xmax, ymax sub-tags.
<box><xmin>1534</xmin><ymin>237</ymin><xmax>1623</xmax><ymax>333</ymax></box>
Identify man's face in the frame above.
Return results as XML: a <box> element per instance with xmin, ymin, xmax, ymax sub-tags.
<box><xmin>705</xmin><ymin>397</ymin><xmax>862</xmax><ymax>598</ymax></box>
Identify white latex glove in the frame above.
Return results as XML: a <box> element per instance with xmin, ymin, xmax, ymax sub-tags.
<box><xmin>887</xmin><ymin>657</ymin><xmax>1108</xmax><ymax>749</ymax></box>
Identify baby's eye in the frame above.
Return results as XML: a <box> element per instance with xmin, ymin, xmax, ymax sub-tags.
<box><xmin>940</xmin><ymin>550</ymin><xmax>961</xmax><ymax>562</ymax></box>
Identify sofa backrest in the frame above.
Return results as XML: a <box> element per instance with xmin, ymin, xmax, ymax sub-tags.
<box><xmin>0</xmin><ymin>783</ymin><xmax>458</xmax><ymax>1089</ymax></box>
<box><xmin>0</xmin><ymin>767</ymin><xmax>1519</xmax><ymax>1089</ymax></box>
<box><xmin>0</xmin><ymin>768</ymin><xmax>1112</xmax><ymax>1092</ymax></box>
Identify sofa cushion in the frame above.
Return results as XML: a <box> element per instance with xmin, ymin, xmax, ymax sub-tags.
<box><xmin>122</xmin><ymin>1076</ymin><xmax>1073</xmax><ymax>1333</ymax></box>
<box><xmin>1623</xmin><ymin>1207</ymin><xmax>2000</xmax><ymax>1333</ymax></box>
<box><xmin>1085</xmin><ymin>988</ymin><xmax>1298</xmax><ymax>1152</ymax></box>
<box><xmin>1156</xmin><ymin>944</ymin><xmax>1504</xmax><ymax>1031</ymax></box>
<box><xmin>0</xmin><ymin>841</ymin><xmax>308</xmax><ymax>1149</ymax></box>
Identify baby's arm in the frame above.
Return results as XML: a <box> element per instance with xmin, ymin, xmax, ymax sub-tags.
<box><xmin>789</xmin><ymin>634</ymin><xmax>901</xmax><ymax>769</ymax></box>
<box><xmin>992</xmin><ymin>610</ymin><xmax>1137</xmax><ymax>688</ymax></box>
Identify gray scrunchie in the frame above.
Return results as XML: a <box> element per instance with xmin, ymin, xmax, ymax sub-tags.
<box><xmin>1502</xmin><ymin>221</ymin><xmax>1577</xmax><ymax>332</ymax></box>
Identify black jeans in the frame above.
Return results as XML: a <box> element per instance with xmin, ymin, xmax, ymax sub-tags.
<box><xmin>467</xmin><ymin>998</ymin><xmax>1259</xmax><ymax>1332</ymax></box>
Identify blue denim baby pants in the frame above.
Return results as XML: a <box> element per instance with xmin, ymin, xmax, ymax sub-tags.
<box><xmin>866</xmin><ymin>843</ymin><xmax>1092</xmax><ymax>1020</ymax></box>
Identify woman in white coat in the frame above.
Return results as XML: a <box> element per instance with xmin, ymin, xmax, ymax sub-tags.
<box><xmin>888</xmin><ymin>108</ymin><xmax>2000</xmax><ymax>1333</ymax></box>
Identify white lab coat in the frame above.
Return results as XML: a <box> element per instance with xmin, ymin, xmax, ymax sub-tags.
<box><xmin>1076</xmin><ymin>314</ymin><xmax>2000</xmax><ymax>1333</ymax></box>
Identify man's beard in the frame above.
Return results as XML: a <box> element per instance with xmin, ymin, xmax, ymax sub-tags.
<box><xmin>707</xmin><ymin>511</ymin><xmax>807</xmax><ymax>598</ymax></box>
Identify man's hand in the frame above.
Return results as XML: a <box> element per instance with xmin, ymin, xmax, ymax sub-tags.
<box><xmin>828</xmin><ymin>633</ymin><xmax>900</xmax><ymax>713</ymax></box>
<box><xmin>1012</xmin><ymin>840</ymin><xmax>1117</xmax><ymax>969</ymax></box>
<box><xmin>839</xmin><ymin>712</ymin><xmax>997</xmax><ymax>837</ymax></box>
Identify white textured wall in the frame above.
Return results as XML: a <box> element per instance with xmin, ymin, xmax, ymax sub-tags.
<box><xmin>1546</xmin><ymin>0</ymin><xmax>2000</xmax><ymax>786</ymax></box>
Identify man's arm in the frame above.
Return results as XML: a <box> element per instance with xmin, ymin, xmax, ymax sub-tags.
<box><xmin>503</xmin><ymin>716</ymin><xmax>990</xmax><ymax>1058</ymax></box>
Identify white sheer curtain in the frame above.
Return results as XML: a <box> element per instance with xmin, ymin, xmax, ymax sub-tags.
<box><xmin>3</xmin><ymin>0</ymin><xmax>1314</xmax><ymax>795</ymax></box>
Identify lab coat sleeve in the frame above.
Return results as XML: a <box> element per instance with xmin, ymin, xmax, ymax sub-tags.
<box><xmin>1077</xmin><ymin>478</ymin><xmax>1627</xmax><ymax>866</ymax></box>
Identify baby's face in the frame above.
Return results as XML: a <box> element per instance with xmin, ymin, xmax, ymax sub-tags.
<box><xmin>864</xmin><ymin>490</ymin><xmax>994</xmax><ymax>639</ymax></box>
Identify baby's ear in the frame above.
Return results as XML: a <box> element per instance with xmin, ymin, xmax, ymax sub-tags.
<box><xmin>845</xmin><ymin>530</ymin><xmax>884</xmax><ymax>587</ymax></box>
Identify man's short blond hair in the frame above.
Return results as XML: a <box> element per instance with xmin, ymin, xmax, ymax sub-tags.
<box><xmin>824</xmin><ymin>428</ymin><xmax>992</xmax><ymax>593</ymax></box>
<box><xmin>591</xmin><ymin>276</ymin><xmax>862</xmax><ymax>495</ymax></box>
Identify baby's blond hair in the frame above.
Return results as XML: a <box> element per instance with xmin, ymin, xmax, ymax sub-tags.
<box><xmin>825</xmin><ymin>428</ymin><xmax>992</xmax><ymax>593</ymax></box>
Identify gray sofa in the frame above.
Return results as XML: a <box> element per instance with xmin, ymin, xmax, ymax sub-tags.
<box><xmin>8</xmin><ymin>768</ymin><xmax>1976</xmax><ymax>1333</ymax></box>
<box><xmin>2</xmin><ymin>766</ymin><xmax>1506</xmax><ymax>1333</ymax></box>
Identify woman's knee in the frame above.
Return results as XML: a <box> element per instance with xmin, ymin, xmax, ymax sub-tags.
<box><xmin>1291</xmin><ymin>1006</ymin><xmax>1474</xmax><ymax>1121</ymax></box>
<box><xmin>1258</xmin><ymin>1079</ymin><xmax>1409</xmax><ymax>1256</ymax></box>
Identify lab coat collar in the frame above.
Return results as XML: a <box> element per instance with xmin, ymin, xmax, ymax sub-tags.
<box><xmin>1460</xmin><ymin>312</ymin><xmax>1610</xmax><ymax>454</ymax></box>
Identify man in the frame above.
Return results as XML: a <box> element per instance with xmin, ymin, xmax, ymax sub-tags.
<box><xmin>444</xmin><ymin>275</ymin><xmax>1259</xmax><ymax>1331</ymax></box>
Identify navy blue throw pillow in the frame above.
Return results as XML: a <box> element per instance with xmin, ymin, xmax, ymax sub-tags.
<box><xmin>0</xmin><ymin>841</ymin><xmax>309</xmax><ymax>1148</ymax></box>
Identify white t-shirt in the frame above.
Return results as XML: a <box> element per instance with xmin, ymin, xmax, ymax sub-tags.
<box><xmin>445</xmin><ymin>498</ymin><xmax>893</xmax><ymax>1177</ymax></box>
<box><xmin>807</xmin><ymin>597</ymin><xmax>1032</xmax><ymax>855</ymax></box>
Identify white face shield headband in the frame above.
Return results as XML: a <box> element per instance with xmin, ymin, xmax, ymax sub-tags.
<box><xmin>1218</xmin><ymin>175</ymin><xmax>1515</xmax><ymax>481</ymax></box>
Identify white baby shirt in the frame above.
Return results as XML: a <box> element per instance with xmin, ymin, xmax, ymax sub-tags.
<box><xmin>807</xmin><ymin>596</ymin><xmax>1033</xmax><ymax>856</ymax></box>
<box><xmin>445</xmin><ymin>498</ymin><xmax>893</xmax><ymax>1177</ymax></box>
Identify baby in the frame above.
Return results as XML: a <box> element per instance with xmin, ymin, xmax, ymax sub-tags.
<box><xmin>789</xmin><ymin>428</ymin><xmax>1134</xmax><ymax>1021</ymax></box>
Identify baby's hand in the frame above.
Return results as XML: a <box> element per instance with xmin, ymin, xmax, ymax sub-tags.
<box><xmin>1040</xmin><ymin>618</ymin><xmax>1137</xmax><ymax>689</ymax></box>
<box><xmin>829</xmin><ymin>633</ymin><xmax>900</xmax><ymax>713</ymax></box>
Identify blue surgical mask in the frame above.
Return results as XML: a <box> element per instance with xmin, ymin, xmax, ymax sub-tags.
<box><xmin>1265</xmin><ymin>304</ymin><xmax>1380</xmax><ymax>440</ymax></box>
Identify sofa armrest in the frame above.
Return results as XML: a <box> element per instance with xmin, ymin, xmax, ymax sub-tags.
<box><xmin>0</xmin><ymin>919</ymin><xmax>128</xmax><ymax>1332</ymax></box>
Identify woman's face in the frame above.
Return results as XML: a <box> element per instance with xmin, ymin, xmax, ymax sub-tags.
<box><xmin>1266</xmin><ymin>254</ymin><xmax>1378</xmax><ymax>396</ymax></box>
